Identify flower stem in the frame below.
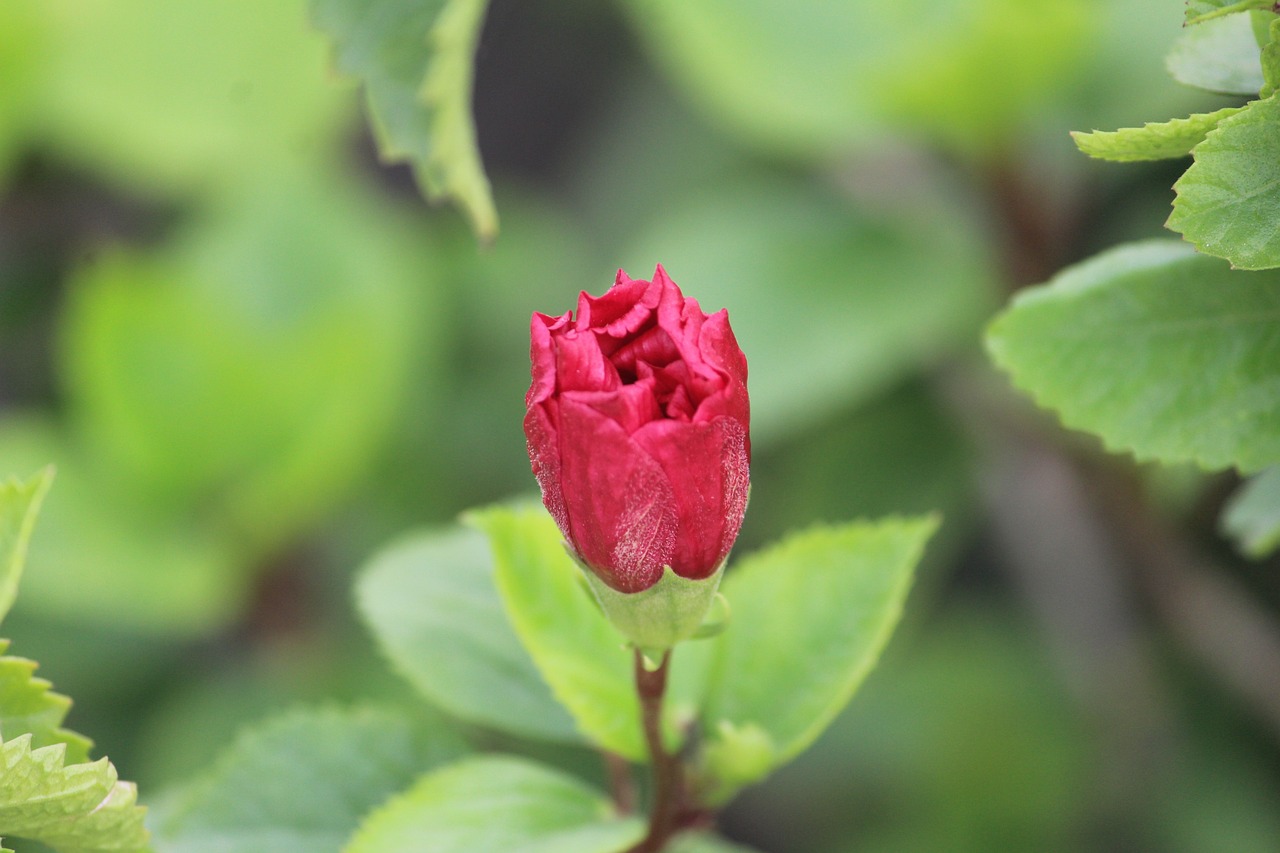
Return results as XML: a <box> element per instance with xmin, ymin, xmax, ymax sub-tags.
<box><xmin>630</xmin><ymin>648</ymin><xmax>684</xmax><ymax>853</ymax></box>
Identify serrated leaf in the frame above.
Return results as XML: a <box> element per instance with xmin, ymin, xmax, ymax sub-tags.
<box><xmin>1169</xmin><ymin>94</ymin><xmax>1280</xmax><ymax>269</ymax></box>
<box><xmin>467</xmin><ymin>505</ymin><xmax>644</xmax><ymax>760</ymax></box>
<box><xmin>356</xmin><ymin>525</ymin><xmax>581</xmax><ymax>744</ymax></box>
<box><xmin>1221</xmin><ymin>467</ymin><xmax>1280</xmax><ymax>556</ymax></box>
<box><xmin>311</xmin><ymin>0</ymin><xmax>497</xmax><ymax>239</ymax></box>
<box><xmin>1167</xmin><ymin>11</ymin><xmax>1264</xmax><ymax>93</ymax></box>
<box><xmin>0</xmin><ymin>467</ymin><xmax>51</xmax><ymax>626</ymax></box>
<box><xmin>342</xmin><ymin>755</ymin><xmax>644</xmax><ymax>853</ymax></box>
<box><xmin>698</xmin><ymin>517</ymin><xmax>938</xmax><ymax>798</ymax></box>
<box><xmin>1072</xmin><ymin>107</ymin><xmax>1246</xmax><ymax>161</ymax></box>
<box><xmin>152</xmin><ymin>705</ymin><xmax>467</xmax><ymax>853</ymax></box>
<box><xmin>0</xmin><ymin>734</ymin><xmax>147</xmax><ymax>853</ymax></box>
<box><xmin>0</xmin><ymin>642</ymin><xmax>92</xmax><ymax>764</ymax></box>
<box><xmin>986</xmin><ymin>240</ymin><xmax>1280</xmax><ymax>472</ymax></box>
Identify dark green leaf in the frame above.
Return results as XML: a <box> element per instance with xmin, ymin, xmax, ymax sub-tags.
<box><xmin>153</xmin><ymin>705</ymin><xmax>467</xmax><ymax>853</ymax></box>
<box><xmin>986</xmin><ymin>241</ymin><xmax>1280</xmax><ymax>472</ymax></box>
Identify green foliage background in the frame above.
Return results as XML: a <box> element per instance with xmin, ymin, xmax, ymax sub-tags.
<box><xmin>1</xmin><ymin>0</ymin><xmax>1279</xmax><ymax>851</ymax></box>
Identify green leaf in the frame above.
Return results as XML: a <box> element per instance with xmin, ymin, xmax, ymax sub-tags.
<box><xmin>343</xmin><ymin>755</ymin><xmax>644</xmax><ymax>853</ymax></box>
<box><xmin>1260</xmin><ymin>15</ymin><xmax>1280</xmax><ymax>96</ymax></box>
<box><xmin>356</xmin><ymin>525</ymin><xmax>582</xmax><ymax>744</ymax></box>
<box><xmin>60</xmin><ymin>175</ymin><xmax>421</xmax><ymax>560</ymax></box>
<box><xmin>986</xmin><ymin>240</ymin><xmax>1280</xmax><ymax>472</ymax></box>
<box><xmin>152</xmin><ymin>705</ymin><xmax>467</xmax><ymax>853</ymax></box>
<box><xmin>1167</xmin><ymin>11</ymin><xmax>1264</xmax><ymax>93</ymax></box>
<box><xmin>1186</xmin><ymin>0</ymin><xmax>1272</xmax><ymax>26</ymax></box>
<box><xmin>0</xmin><ymin>642</ymin><xmax>92</xmax><ymax>765</ymax></box>
<box><xmin>0</xmin><ymin>415</ymin><xmax>243</xmax><ymax>635</ymax></box>
<box><xmin>666</xmin><ymin>834</ymin><xmax>762</xmax><ymax>853</ymax></box>
<box><xmin>1169</xmin><ymin>94</ymin><xmax>1280</xmax><ymax>269</ymax></box>
<box><xmin>698</xmin><ymin>517</ymin><xmax>938</xmax><ymax>797</ymax></box>
<box><xmin>0</xmin><ymin>734</ymin><xmax>147</xmax><ymax>853</ymax></box>
<box><xmin>1071</xmin><ymin>107</ymin><xmax>1246</xmax><ymax>161</ymax></box>
<box><xmin>1221</xmin><ymin>467</ymin><xmax>1280</xmax><ymax>557</ymax></box>
<box><xmin>311</xmin><ymin>0</ymin><xmax>497</xmax><ymax>239</ymax></box>
<box><xmin>0</xmin><ymin>467</ymin><xmax>51</xmax><ymax>627</ymax></box>
<box><xmin>467</xmin><ymin>505</ymin><xmax>644</xmax><ymax>760</ymax></box>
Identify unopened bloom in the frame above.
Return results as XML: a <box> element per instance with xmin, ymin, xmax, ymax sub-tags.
<box><xmin>524</xmin><ymin>265</ymin><xmax>750</xmax><ymax>594</ymax></box>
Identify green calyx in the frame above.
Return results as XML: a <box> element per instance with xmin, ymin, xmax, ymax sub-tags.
<box><xmin>581</xmin><ymin>561</ymin><xmax>726</xmax><ymax>654</ymax></box>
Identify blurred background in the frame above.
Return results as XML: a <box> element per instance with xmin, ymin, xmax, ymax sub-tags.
<box><xmin>1</xmin><ymin>0</ymin><xmax>1279</xmax><ymax>850</ymax></box>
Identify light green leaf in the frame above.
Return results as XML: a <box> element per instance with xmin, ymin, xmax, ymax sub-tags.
<box><xmin>666</xmin><ymin>834</ymin><xmax>762</xmax><ymax>853</ymax></box>
<box><xmin>312</xmin><ymin>0</ymin><xmax>497</xmax><ymax>239</ymax></box>
<box><xmin>986</xmin><ymin>240</ymin><xmax>1280</xmax><ymax>472</ymax></box>
<box><xmin>343</xmin><ymin>755</ymin><xmax>644</xmax><ymax>853</ymax></box>
<box><xmin>1260</xmin><ymin>15</ymin><xmax>1280</xmax><ymax>96</ymax></box>
<box><xmin>1186</xmin><ymin>0</ymin><xmax>1272</xmax><ymax>26</ymax></box>
<box><xmin>38</xmin><ymin>0</ymin><xmax>348</xmax><ymax>192</ymax></box>
<box><xmin>698</xmin><ymin>517</ymin><xmax>938</xmax><ymax>797</ymax></box>
<box><xmin>467</xmin><ymin>505</ymin><xmax>644</xmax><ymax>760</ymax></box>
<box><xmin>622</xmin><ymin>178</ymin><xmax>995</xmax><ymax>444</ymax></box>
<box><xmin>1167</xmin><ymin>11</ymin><xmax>1264</xmax><ymax>94</ymax></box>
<box><xmin>61</xmin><ymin>175</ymin><xmax>421</xmax><ymax>559</ymax></box>
<box><xmin>1071</xmin><ymin>107</ymin><xmax>1246</xmax><ymax>161</ymax></box>
<box><xmin>356</xmin><ymin>525</ymin><xmax>581</xmax><ymax>744</ymax></box>
<box><xmin>1221</xmin><ymin>467</ymin><xmax>1280</xmax><ymax>557</ymax></box>
<box><xmin>621</xmin><ymin>0</ymin><xmax>1092</xmax><ymax>158</ymax></box>
<box><xmin>0</xmin><ymin>734</ymin><xmax>147</xmax><ymax>853</ymax></box>
<box><xmin>1169</xmin><ymin>93</ymin><xmax>1280</xmax><ymax>269</ymax></box>
<box><xmin>0</xmin><ymin>467</ymin><xmax>51</xmax><ymax>627</ymax></box>
<box><xmin>152</xmin><ymin>705</ymin><xmax>467</xmax><ymax>853</ymax></box>
<box><xmin>0</xmin><ymin>642</ymin><xmax>92</xmax><ymax>765</ymax></box>
<box><xmin>0</xmin><ymin>415</ymin><xmax>243</xmax><ymax>635</ymax></box>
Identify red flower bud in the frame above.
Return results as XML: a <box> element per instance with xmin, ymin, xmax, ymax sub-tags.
<box><xmin>524</xmin><ymin>266</ymin><xmax>750</xmax><ymax>594</ymax></box>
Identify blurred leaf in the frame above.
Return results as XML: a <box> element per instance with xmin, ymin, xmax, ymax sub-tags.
<box><xmin>1071</xmin><ymin>107</ymin><xmax>1246</xmax><ymax>161</ymax></box>
<box><xmin>699</xmin><ymin>517</ymin><xmax>938</xmax><ymax>798</ymax></box>
<box><xmin>621</xmin><ymin>0</ymin><xmax>1091</xmax><ymax>158</ymax></box>
<box><xmin>468</xmin><ymin>505</ymin><xmax>643</xmax><ymax>760</ymax></box>
<box><xmin>0</xmin><ymin>0</ymin><xmax>46</xmax><ymax>186</ymax></box>
<box><xmin>38</xmin><ymin>0</ymin><xmax>349</xmax><ymax>191</ymax></box>
<box><xmin>60</xmin><ymin>176</ymin><xmax>422</xmax><ymax>557</ymax></box>
<box><xmin>312</xmin><ymin>0</ymin><xmax>497</xmax><ymax>238</ymax></box>
<box><xmin>356</xmin><ymin>525</ymin><xmax>582</xmax><ymax>745</ymax></box>
<box><xmin>0</xmin><ymin>642</ymin><xmax>91</xmax><ymax>765</ymax></box>
<box><xmin>153</xmin><ymin>705</ymin><xmax>465</xmax><ymax>853</ymax></box>
<box><xmin>1167</xmin><ymin>12</ymin><xmax>1264</xmax><ymax>94</ymax></box>
<box><xmin>0</xmin><ymin>735</ymin><xmax>147</xmax><ymax>853</ymax></box>
<box><xmin>0</xmin><ymin>415</ymin><xmax>243</xmax><ymax>634</ymax></box>
<box><xmin>343</xmin><ymin>755</ymin><xmax>643</xmax><ymax>853</ymax></box>
<box><xmin>666</xmin><ymin>834</ymin><xmax>761</xmax><ymax>853</ymax></box>
<box><xmin>623</xmin><ymin>178</ymin><xmax>995</xmax><ymax>444</ymax></box>
<box><xmin>1169</xmin><ymin>93</ymin><xmax>1280</xmax><ymax>269</ymax></box>
<box><xmin>1221</xmin><ymin>467</ymin><xmax>1280</xmax><ymax>557</ymax></box>
<box><xmin>0</xmin><ymin>467</ymin><xmax>50</xmax><ymax>626</ymax></box>
<box><xmin>986</xmin><ymin>241</ymin><xmax>1280</xmax><ymax>472</ymax></box>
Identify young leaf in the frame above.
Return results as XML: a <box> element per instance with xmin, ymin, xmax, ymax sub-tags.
<box><xmin>0</xmin><ymin>734</ymin><xmax>148</xmax><ymax>853</ymax></box>
<box><xmin>0</xmin><ymin>642</ymin><xmax>92</xmax><ymax>764</ymax></box>
<box><xmin>1071</xmin><ymin>107</ymin><xmax>1246</xmax><ymax>161</ymax></box>
<box><xmin>1221</xmin><ymin>467</ymin><xmax>1280</xmax><ymax>557</ymax></box>
<box><xmin>1169</xmin><ymin>93</ymin><xmax>1280</xmax><ymax>269</ymax></box>
<box><xmin>698</xmin><ymin>516</ymin><xmax>938</xmax><ymax>797</ymax></box>
<box><xmin>986</xmin><ymin>241</ymin><xmax>1280</xmax><ymax>472</ymax></box>
<box><xmin>311</xmin><ymin>0</ymin><xmax>497</xmax><ymax>239</ymax></box>
<box><xmin>1166</xmin><ymin>12</ymin><xmax>1263</xmax><ymax>94</ymax></box>
<box><xmin>468</xmin><ymin>505</ymin><xmax>644</xmax><ymax>760</ymax></box>
<box><xmin>0</xmin><ymin>467</ymin><xmax>51</xmax><ymax>626</ymax></box>
<box><xmin>356</xmin><ymin>525</ymin><xmax>581</xmax><ymax>744</ymax></box>
<box><xmin>152</xmin><ymin>705</ymin><xmax>467</xmax><ymax>853</ymax></box>
<box><xmin>343</xmin><ymin>754</ymin><xmax>644</xmax><ymax>853</ymax></box>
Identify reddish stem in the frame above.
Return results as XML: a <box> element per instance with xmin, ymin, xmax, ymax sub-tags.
<box><xmin>629</xmin><ymin>648</ymin><xmax>684</xmax><ymax>853</ymax></box>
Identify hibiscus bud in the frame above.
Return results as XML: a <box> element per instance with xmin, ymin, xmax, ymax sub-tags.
<box><xmin>524</xmin><ymin>266</ymin><xmax>750</xmax><ymax>645</ymax></box>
